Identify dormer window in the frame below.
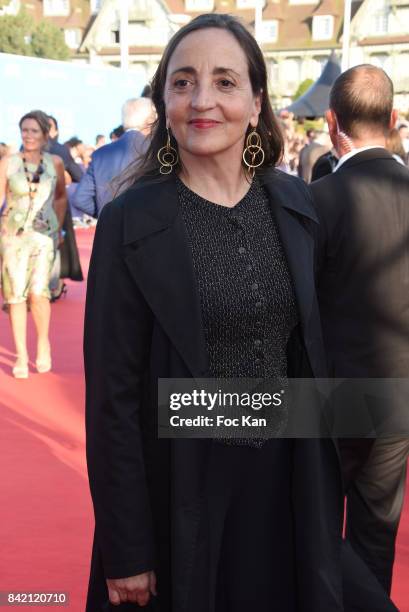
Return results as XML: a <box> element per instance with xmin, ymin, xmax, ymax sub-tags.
<box><xmin>90</xmin><ymin>0</ymin><xmax>102</xmax><ymax>14</ymax></box>
<box><xmin>43</xmin><ymin>0</ymin><xmax>70</xmax><ymax>16</ymax></box>
<box><xmin>260</xmin><ymin>20</ymin><xmax>279</xmax><ymax>42</ymax></box>
<box><xmin>312</xmin><ymin>15</ymin><xmax>334</xmax><ymax>40</ymax></box>
<box><xmin>373</xmin><ymin>8</ymin><xmax>389</xmax><ymax>34</ymax></box>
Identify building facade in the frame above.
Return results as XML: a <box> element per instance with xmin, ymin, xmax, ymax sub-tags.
<box><xmin>80</xmin><ymin>0</ymin><xmax>409</xmax><ymax>109</ymax></box>
<box><xmin>0</xmin><ymin>0</ymin><xmax>92</xmax><ymax>58</ymax></box>
<box><xmin>1</xmin><ymin>0</ymin><xmax>408</xmax><ymax>110</ymax></box>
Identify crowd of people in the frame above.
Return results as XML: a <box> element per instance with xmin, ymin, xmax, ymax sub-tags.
<box><xmin>1</xmin><ymin>10</ymin><xmax>409</xmax><ymax>611</ymax></box>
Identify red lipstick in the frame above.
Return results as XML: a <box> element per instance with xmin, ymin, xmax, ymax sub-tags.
<box><xmin>189</xmin><ymin>119</ymin><xmax>221</xmax><ymax>129</ymax></box>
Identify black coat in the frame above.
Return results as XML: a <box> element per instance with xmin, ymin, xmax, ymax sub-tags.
<box><xmin>84</xmin><ymin>169</ymin><xmax>344</xmax><ymax>611</ymax></box>
<box><xmin>60</xmin><ymin>207</ymin><xmax>83</xmax><ymax>281</ymax></box>
<box><xmin>311</xmin><ymin>148</ymin><xmax>409</xmax><ymax>378</ymax></box>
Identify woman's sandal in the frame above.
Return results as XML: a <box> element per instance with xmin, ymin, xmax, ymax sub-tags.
<box><xmin>50</xmin><ymin>282</ymin><xmax>67</xmax><ymax>303</ymax></box>
<box><xmin>12</xmin><ymin>358</ymin><xmax>29</xmax><ymax>379</ymax></box>
<box><xmin>36</xmin><ymin>355</ymin><xmax>52</xmax><ymax>374</ymax></box>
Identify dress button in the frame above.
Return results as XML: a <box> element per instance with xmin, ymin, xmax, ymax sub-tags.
<box><xmin>256</xmin><ymin>301</ymin><xmax>263</xmax><ymax>309</ymax></box>
<box><xmin>251</xmin><ymin>282</ymin><xmax>259</xmax><ymax>291</ymax></box>
<box><xmin>255</xmin><ymin>320</ymin><xmax>262</xmax><ymax>327</ymax></box>
<box><xmin>238</xmin><ymin>246</ymin><xmax>246</xmax><ymax>254</ymax></box>
<box><xmin>255</xmin><ymin>358</ymin><xmax>262</xmax><ymax>365</ymax></box>
<box><xmin>246</xmin><ymin>264</ymin><xmax>253</xmax><ymax>272</ymax></box>
<box><xmin>254</xmin><ymin>339</ymin><xmax>262</xmax><ymax>347</ymax></box>
<box><xmin>232</xmin><ymin>213</ymin><xmax>243</xmax><ymax>223</ymax></box>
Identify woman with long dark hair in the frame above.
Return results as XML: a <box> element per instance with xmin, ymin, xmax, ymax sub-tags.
<box><xmin>84</xmin><ymin>14</ymin><xmax>343</xmax><ymax>611</ymax></box>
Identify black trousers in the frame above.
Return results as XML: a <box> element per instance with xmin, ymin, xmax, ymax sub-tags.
<box><xmin>340</xmin><ymin>437</ymin><xmax>409</xmax><ymax>594</ymax></box>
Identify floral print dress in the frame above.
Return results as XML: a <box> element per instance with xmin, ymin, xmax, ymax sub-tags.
<box><xmin>0</xmin><ymin>153</ymin><xmax>58</xmax><ymax>305</ymax></box>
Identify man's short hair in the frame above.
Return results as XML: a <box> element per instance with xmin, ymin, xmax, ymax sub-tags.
<box><xmin>65</xmin><ymin>136</ymin><xmax>82</xmax><ymax>148</ymax></box>
<box><xmin>121</xmin><ymin>97</ymin><xmax>155</xmax><ymax>131</ymax></box>
<box><xmin>48</xmin><ymin>115</ymin><xmax>59</xmax><ymax>131</ymax></box>
<box><xmin>329</xmin><ymin>64</ymin><xmax>394</xmax><ymax>138</ymax></box>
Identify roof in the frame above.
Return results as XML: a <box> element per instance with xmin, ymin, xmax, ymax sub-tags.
<box><xmin>285</xmin><ymin>51</ymin><xmax>341</xmax><ymax>116</ymax></box>
<box><xmin>313</xmin><ymin>0</ymin><xmax>341</xmax><ymax>16</ymax></box>
<box><xmin>20</xmin><ymin>0</ymin><xmax>90</xmax><ymax>30</ymax></box>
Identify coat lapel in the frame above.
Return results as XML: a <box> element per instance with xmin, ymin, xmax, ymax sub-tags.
<box><xmin>122</xmin><ymin>177</ymin><xmax>209</xmax><ymax>378</ymax></box>
<box><xmin>120</xmin><ymin>170</ymin><xmax>319</xmax><ymax>379</ymax></box>
<box><xmin>262</xmin><ymin>171</ymin><xmax>318</xmax><ymax>339</ymax></box>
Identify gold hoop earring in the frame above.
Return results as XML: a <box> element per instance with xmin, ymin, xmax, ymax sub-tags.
<box><xmin>157</xmin><ymin>127</ymin><xmax>179</xmax><ymax>174</ymax></box>
<box><xmin>242</xmin><ymin>128</ymin><xmax>265</xmax><ymax>178</ymax></box>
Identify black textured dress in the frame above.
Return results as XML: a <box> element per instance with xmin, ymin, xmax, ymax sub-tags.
<box><xmin>177</xmin><ymin>177</ymin><xmax>300</xmax><ymax>611</ymax></box>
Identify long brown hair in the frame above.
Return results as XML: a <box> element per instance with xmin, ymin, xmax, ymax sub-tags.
<box><xmin>19</xmin><ymin>110</ymin><xmax>50</xmax><ymax>138</ymax></box>
<box><xmin>114</xmin><ymin>13</ymin><xmax>284</xmax><ymax>195</ymax></box>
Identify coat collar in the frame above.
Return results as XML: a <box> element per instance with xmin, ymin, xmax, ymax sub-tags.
<box><xmin>121</xmin><ymin>169</ymin><xmax>319</xmax><ymax>377</ymax></box>
<box><xmin>122</xmin><ymin>168</ymin><xmax>318</xmax><ymax>245</ymax></box>
<box><xmin>337</xmin><ymin>147</ymin><xmax>394</xmax><ymax>172</ymax></box>
<box><xmin>258</xmin><ymin>168</ymin><xmax>318</xmax><ymax>223</ymax></box>
<box><xmin>123</xmin><ymin>176</ymin><xmax>179</xmax><ymax>244</ymax></box>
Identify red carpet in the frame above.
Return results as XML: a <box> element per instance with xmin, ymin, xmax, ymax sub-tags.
<box><xmin>0</xmin><ymin>227</ymin><xmax>408</xmax><ymax>611</ymax></box>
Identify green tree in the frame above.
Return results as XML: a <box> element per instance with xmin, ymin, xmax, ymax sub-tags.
<box><xmin>31</xmin><ymin>21</ymin><xmax>70</xmax><ymax>60</ymax></box>
<box><xmin>0</xmin><ymin>10</ymin><xmax>34</xmax><ymax>56</ymax></box>
<box><xmin>0</xmin><ymin>10</ymin><xmax>70</xmax><ymax>60</ymax></box>
<box><xmin>0</xmin><ymin>0</ymin><xmax>11</xmax><ymax>7</ymax></box>
<box><xmin>293</xmin><ymin>78</ymin><xmax>314</xmax><ymax>101</ymax></box>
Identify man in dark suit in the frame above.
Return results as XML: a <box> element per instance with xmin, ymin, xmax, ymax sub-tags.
<box><xmin>311</xmin><ymin>64</ymin><xmax>409</xmax><ymax>595</ymax></box>
<box><xmin>73</xmin><ymin>97</ymin><xmax>155</xmax><ymax>217</ymax></box>
<box><xmin>298</xmin><ymin>130</ymin><xmax>331</xmax><ymax>183</ymax></box>
<box><xmin>46</xmin><ymin>115</ymin><xmax>84</xmax><ymax>295</ymax></box>
<box><xmin>47</xmin><ymin>115</ymin><xmax>84</xmax><ymax>183</ymax></box>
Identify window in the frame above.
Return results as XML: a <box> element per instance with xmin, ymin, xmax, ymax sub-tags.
<box><xmin>267</xmin><ymin>59</ymin><xmax>279</xmax><ymax>85</ymax></box>
<box><xmin>0</xmin><ymin>0</ymin><xmax>19</xmax><ymax>16</ymax></box>
<box><xmin>260</xmin><ymin>20</ymin><xmax>278</xmax><ymax>42</ymax></box>
<box><xmin>396</xmin><ymin>51</ymin><xmax>409</xmax><ymax>71</ymax></box>
<box><xmin>64</xmin><ymin>29</ymin><xmax>81</xmax><ymax>49</ymax></box>
<box><xmin>90</xmin><ymin>0</ymin><xmax>102</xmax><ymax>13</ymax></box>
<box><xmin>312</xmin><ymin>55</ymin><xmax>327</xmax><ymax>79</ymax></box>
<box><xmin>370</xmin><ymin>53</ymin><xmax>391</xmax><ymax>73</ymax></box>
<box><xmin>373</xmin><ymin>9</ymin><xmax>389</xmax><ymax>34</ymax></box>
<box><xmin>282</xmin><ymin>57</ymin><xmax>301</xmax><ymax>88</ymax></box>
<box><xmin>185</xmin><ymin>0</ymin><xmax>214</xmax><ymax>10</ymax></box>
<box><xmin>312</xmin><ymin>15</ymin><xmax>334</xmax><ymax>40</ymax></box>
<box><xmin>43</xmin><ymin>0</ymin><xmax>70</xmax><ymax>16</ymax></box>
<box><xmin>111</xmin><ymin>29</ymin><xmax>120</xmax><ymax>44</ymax></box>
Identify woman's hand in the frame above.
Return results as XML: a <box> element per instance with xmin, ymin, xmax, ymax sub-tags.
<box><xmin>106</xmin><ymin>571</ymin><xmax>157</xmax><ymax>607</ymax></box>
